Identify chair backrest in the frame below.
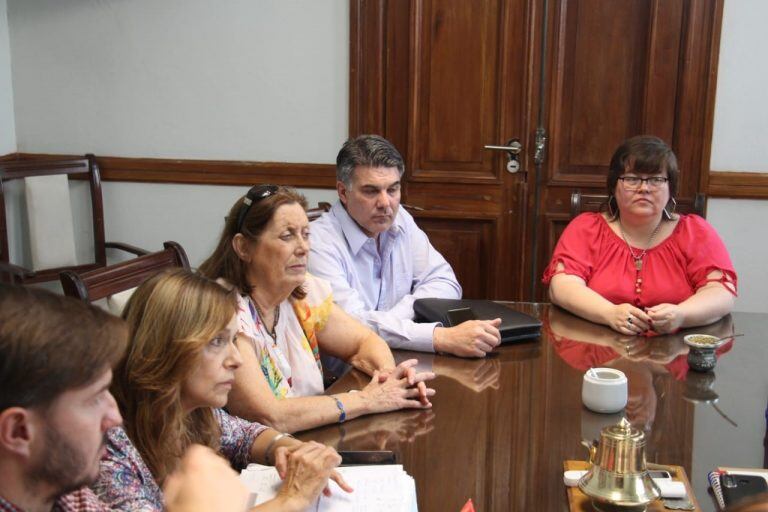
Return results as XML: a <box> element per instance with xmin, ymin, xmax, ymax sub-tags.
<box><xmin>60</xmin><ymin>241</ymin><xmax>190</xmax><ymax>303</ymax></box>
<box><xmin>307</xmin><ymin>201</ymin><xmax>332</xmax><ymax>222</ymax></box>
<box><xmin>570</xmin><ymin>192</ymin><xmax>707</xmax><ymax>219</ymax></box>
<box><xmin>0</xmin><ymin>155</ymin><xmax>106</xmax><ymax>283</ymax></box>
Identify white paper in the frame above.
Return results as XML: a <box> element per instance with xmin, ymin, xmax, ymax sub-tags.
<box><xmin>240</xmin><ymin>464</ymin><xmax>418</xmax><ymax>512</ymax></box>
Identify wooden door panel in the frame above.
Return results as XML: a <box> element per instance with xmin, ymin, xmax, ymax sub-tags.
<box><xmin>404</xmin><ymin>183</ymin><xmax>503</xmax><ymax>216</ymax></box>
<box><xmin>350</xmin><ymin>0</ymin><xmax>535</xmax><ymax>300</ymax></box>
<box><xmin>534</xmin><ymin>0</ymin><xmax>722</xmax><ymax>299</ymax></box>
<box><xmin>550</xmin><ymin>0</ymin><xmax>685</xmax><ymax>185</ymax></box>
<box><xmin>404</xmin><ymin>0</ymin><xmax>533</xmax><ymax>300</ymax></box>
<box><xmin>411</xmin><ymin>0</ymin><xmax>505</xmax><ymax>181</ymax></box>
<box><xmin>561</xmin><ymin>0</ymin><xmax>650</xmax><ymax>175</ymax></box>
<box><xmin>350</xmin><ymin>0</ymin><xmax>722</xmax><ymax>301</ymax></box>
<box><xmin>414</xmin><ymin>216</ymin><xmax>495</xmax><ymax>300</ymax></box>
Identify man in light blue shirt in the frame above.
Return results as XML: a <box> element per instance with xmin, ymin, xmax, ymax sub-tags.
<box><xmin>309</xmin><ymin>135</ymin><xmax>501</xmax><ymax>357</ymax></box>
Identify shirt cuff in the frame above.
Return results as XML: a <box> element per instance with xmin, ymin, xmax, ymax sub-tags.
<box><xmin>408</xmin><ymin>322</ymin><xmax>440</xmax><ymax>353</ymax></box>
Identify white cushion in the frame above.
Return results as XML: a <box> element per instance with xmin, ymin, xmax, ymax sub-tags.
<box><xmin>24</xmin><ymin>175</ymin><xmax>77</xmax><ymax>270</ymax></box>
<box><xmin>105</xmin><ymin>287</ymin><xmax>137</xmax><ymax>316</ymax></box>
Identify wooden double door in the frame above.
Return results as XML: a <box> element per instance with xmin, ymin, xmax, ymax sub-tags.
<box><xmin>350</xmin><ymin>0</ymin><xmax>722</xmax><ymax>301</ymax></box>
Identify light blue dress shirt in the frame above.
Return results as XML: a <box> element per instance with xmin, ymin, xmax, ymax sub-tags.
<box><xmin>308</xmin><ymin>201</ymin><xmax>462</xmax><ymax>352</ymax></box>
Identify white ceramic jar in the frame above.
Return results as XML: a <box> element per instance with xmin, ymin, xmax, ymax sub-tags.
<box><xmin>582</xmin><ymin>368</ymin><xmax>628</xmax><ymax>414</ymax></box>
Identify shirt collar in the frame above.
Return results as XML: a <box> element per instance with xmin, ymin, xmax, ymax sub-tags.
<box><xmin>331</xmin><ymin>201</ymin><xmax>404</xmax><ymax>255</ymax></box>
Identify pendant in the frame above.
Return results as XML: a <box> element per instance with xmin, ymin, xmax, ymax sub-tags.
<box><xmin>634</xmin><ymin>258</ymin><xmax>643</xmax><ymax>271</ymax></box>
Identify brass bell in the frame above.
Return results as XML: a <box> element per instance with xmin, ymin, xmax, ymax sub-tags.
<box><xmin>578</xmin><ymin>418</ymin><xmax>660</xmax><ymax>511</ymax></box>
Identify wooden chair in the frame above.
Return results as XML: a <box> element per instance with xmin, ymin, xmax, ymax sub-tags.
<box><xmin>60</xmin><ymin>241</ymin><xmax>190</xmax><ymax>306</ymax></box>
<box><xmin>570</xmin><ymin>192</ymin><xmax>707</xmax><ymax>219</ymax></box>
<box><xmin>0</xmin><ymin>155</ymin><xmax>148</xmax><ymax>284</ymax></box>
<box><xmin>307</xmin><ymin>201</ymin><xmax>332</xmax><ymax>221</ymax></box>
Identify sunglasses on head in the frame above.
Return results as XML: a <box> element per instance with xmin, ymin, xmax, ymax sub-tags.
<box><xmin>235</xmin><ymin>184</ymin><xmax>279</xmax><ymax>234</ymax></box>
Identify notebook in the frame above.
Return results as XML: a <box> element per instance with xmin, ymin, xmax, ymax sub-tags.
<box><xmin>709</xmin><ymin>468</ymin><xmax>768</xmax><ymax>510</ymax></box>
<box><xmin>413</xmin><ymin>299</ymin><xmax>541</xmax><ymax>344</ymax></box>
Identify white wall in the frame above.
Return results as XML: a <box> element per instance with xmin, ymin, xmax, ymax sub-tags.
<box><xmin>8</xmin><ymin>0</ymin><xmax>348</xmax><ymax>162</ymax></box>
<box><xmin>692</xmin><ymin>1</ymin><xmax>768</xmax><ymax>492</ymax></box>
<box><xmin>707</xmin><ymin>0</ymin><xmax>768</xmax><ymax>314</ymax></box>
<box><xmin>710</xmin><ymin>0</ymin><xmax>768</xmax><ymax>172</ymax></box>
<box><xmin>102</xmin><ymin>182</ymin><xmax>338</xmax><ymax>267</ymax></box>
<box><xmin>5</xmin><ymin>0</ymin><xmax>347</xmax><ymax>269</ymax></box>
<box><xmin>0</xmin><ymin>0</ymin><xmax>15</xmax><ymax>154</ymax></box>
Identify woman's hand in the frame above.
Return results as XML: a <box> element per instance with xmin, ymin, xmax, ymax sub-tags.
<box><xmin>359</xmin><ymin>359</ymin><xmax>436</xmax><ymax>413</ymax></box>
<box><xmin>645</xmin><ymin>303</ymin><xmax>685</xmax><ymax>333</ymax></box>
<box><xmin>274</xmin><ymin>441</ymin><xmax>353</xmax><ymax>510</ymax></box>
<box><xmin>604</xmin><ymin>303</ymin><xmax>652</xmax><ymax>335</ymax></box>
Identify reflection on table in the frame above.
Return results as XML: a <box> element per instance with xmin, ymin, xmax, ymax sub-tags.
<box><xmin>295</xmin><ymin>303</ymin><xmax>767</xmax><ymax>512</ymax></box>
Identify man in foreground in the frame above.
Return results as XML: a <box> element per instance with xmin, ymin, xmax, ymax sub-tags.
<box><xmin>0</xmin><ymin>285</ymin><xmax>250</xmax><ymax>512</ymax></box>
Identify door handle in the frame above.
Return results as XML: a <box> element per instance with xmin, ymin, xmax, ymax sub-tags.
<box><xmin>484</xmin><ymin>140</ymin><xmax>522</xmax><ymax>154</ymax></box>
<box><xmin>484</xmin><ymin>138</ymin><xmax>523</xmax><ymax>173</ymax></box>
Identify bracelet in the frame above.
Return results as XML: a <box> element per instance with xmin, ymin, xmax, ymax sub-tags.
<box><xmin>264</xmin><ymin>432</ymin><xmax>294</xmax><ymax>464</ymax></box>
<box><xmin>331</xmin><ymin>395</ymin><xmax>346</xmax><ymax>423</ymax></box>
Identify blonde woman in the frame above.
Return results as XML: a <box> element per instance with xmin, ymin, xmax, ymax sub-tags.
<box><xmin>94</xmin><ymin>269</ymin><xmax>351</xmax><ymax>512</ymax></box>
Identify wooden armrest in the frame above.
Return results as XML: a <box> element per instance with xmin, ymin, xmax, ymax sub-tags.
<box><xmin>105</xmin><ymin>241</ymin><xmax>150</xmax><ymax>256</ymax></box>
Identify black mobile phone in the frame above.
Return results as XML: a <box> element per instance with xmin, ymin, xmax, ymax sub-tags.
<box><xmin>339</xmin><ymin>450</ymin><xmax>397</xmax><ymax>466</ymax></box>
<box><xmin>446</xmin><ymin>307</ymin><xmax>476</xmax><ymax>326</ymax></box>
<box><xmin>721</xmin><ymin>474</ymin><xmax>768</xmax><ymax>507</ymax></box>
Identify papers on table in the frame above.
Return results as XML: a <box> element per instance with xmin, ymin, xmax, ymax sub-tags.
<box><xmin>240</xmin><ymin>463</ymin><xmax>418</xmax><ymax>512</ymax></box>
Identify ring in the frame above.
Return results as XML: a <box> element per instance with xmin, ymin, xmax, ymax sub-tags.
<box><xmin>627</xmin><ymin>316</ymin><xmax>633</xmax><ymax>325</ymax></box>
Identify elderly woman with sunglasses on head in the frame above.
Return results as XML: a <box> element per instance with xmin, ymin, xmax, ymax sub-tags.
<box><xmin>199</xmin><ymin>185</ymin><xmax>435</xmax><ymax>434</ymax></box>
<box><xmin>543</xmin><ymin>135</ymin><xmax>737</xmax><ymax>335</ymax></box>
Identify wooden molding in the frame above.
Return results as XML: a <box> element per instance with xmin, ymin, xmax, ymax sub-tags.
<box><xmin>708</xmin><ymin>171</ymin><xmax>768</xmax><ymax>199</ymax></box>
<box><xmin>12</xmin><ymin>153</ymin><xmax>336</xmax><ymax>189</ymax></box>
<box><xmin>9</xmin><ymin>152</ymin><xmax>766</xmax><ymax>199</ymax></box>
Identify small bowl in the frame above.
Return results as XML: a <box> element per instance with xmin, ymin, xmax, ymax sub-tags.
<box><xmin>582</xmin><ymin>368</ymin><xmax>628</xmax><ymax>413</ymax></box>
<box><xmin>684</xmin><ymin>334</ymin><xmax>725</xmax><ymax>372</ymax></box>
<box><xmin>683</xmin><ymin>334</ymin><xmax>728</xmax><ymax>350</ymax></box>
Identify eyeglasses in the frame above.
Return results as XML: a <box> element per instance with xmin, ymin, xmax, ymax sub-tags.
<box><xmin>618</xmin><ymin>176</ymin><xmax>669</xmax><ymax>190</ymax></box>
<box><xmin>235</xmin><ymin>184</ymin><xmax>279</xmax><ymax>234</ymax></box>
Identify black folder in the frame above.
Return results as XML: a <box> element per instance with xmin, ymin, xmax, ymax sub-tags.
<box><xmin>413</xmin><ymin>298</ymin><xmax>541</xmax><ymax>344</ymax></box>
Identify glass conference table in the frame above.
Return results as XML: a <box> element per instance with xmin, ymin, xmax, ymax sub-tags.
<box><xmin>296</xmin><ymin>303</ymin><xmax>767</xmax><ymax>512</ymax></box>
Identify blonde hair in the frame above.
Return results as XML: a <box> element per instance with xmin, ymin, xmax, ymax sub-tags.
<box><xmin>113</xmin><ymin>269</ymin><xmax>237</xmax><ymax>484</ymax></box>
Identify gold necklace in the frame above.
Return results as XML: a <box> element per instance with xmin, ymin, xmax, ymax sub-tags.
<box><xmin>618</xmin><ymin>218</ymin><xmax>663</xmax><ymax>294</ymax></box>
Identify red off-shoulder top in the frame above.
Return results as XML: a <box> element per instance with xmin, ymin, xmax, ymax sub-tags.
<box><xmin>542</xmin><ymin>213</ymin><xmax>737</xmax><ymax>308</ymax></box>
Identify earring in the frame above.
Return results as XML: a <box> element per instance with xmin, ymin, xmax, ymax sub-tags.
<box><xmin>607</xmin><ymin>195</ymin><xmax>618</xmax><ymax>219</ymax></box>
<box><xmin>663</xmin><ymin>197</ymin><xmax>677</xmax><ymax>220</ymax></box>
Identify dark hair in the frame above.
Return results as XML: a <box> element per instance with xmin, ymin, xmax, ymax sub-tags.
<box><xmin>607</xmin><ymin>135</ymin><xmax>679</xmax><ymax>216</ymax></box>
<box><xmin>0</xmin><ymin>284</ymin><xmax>127</xmax><ymax>411</ymax></box>
<box><xmin>336</xmin><ymin>134</ymin><xmax>405</xmax><ymax>185</ymax></box>
<box><xmin>198</xmin><ymin>185</ymin><xmax>308</xmax><ymax>298</ymax></box>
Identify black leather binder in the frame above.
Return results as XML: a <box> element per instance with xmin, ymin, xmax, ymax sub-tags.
<box><xmin>413</xmin><ymin>298</ymin><xmax>541</xmax><ymax>344</ymax></box>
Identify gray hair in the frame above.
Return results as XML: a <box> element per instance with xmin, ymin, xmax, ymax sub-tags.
<box><xmin>336</xmin><ymin>135</ymin><xmax>405</xmax><ymax>186</ymax></box>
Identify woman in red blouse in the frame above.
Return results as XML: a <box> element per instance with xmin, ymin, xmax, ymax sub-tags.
<box><xmin>543</xmin><ymin>135</ymin><xmax>737</xmax><ymax>335</ymax></box>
